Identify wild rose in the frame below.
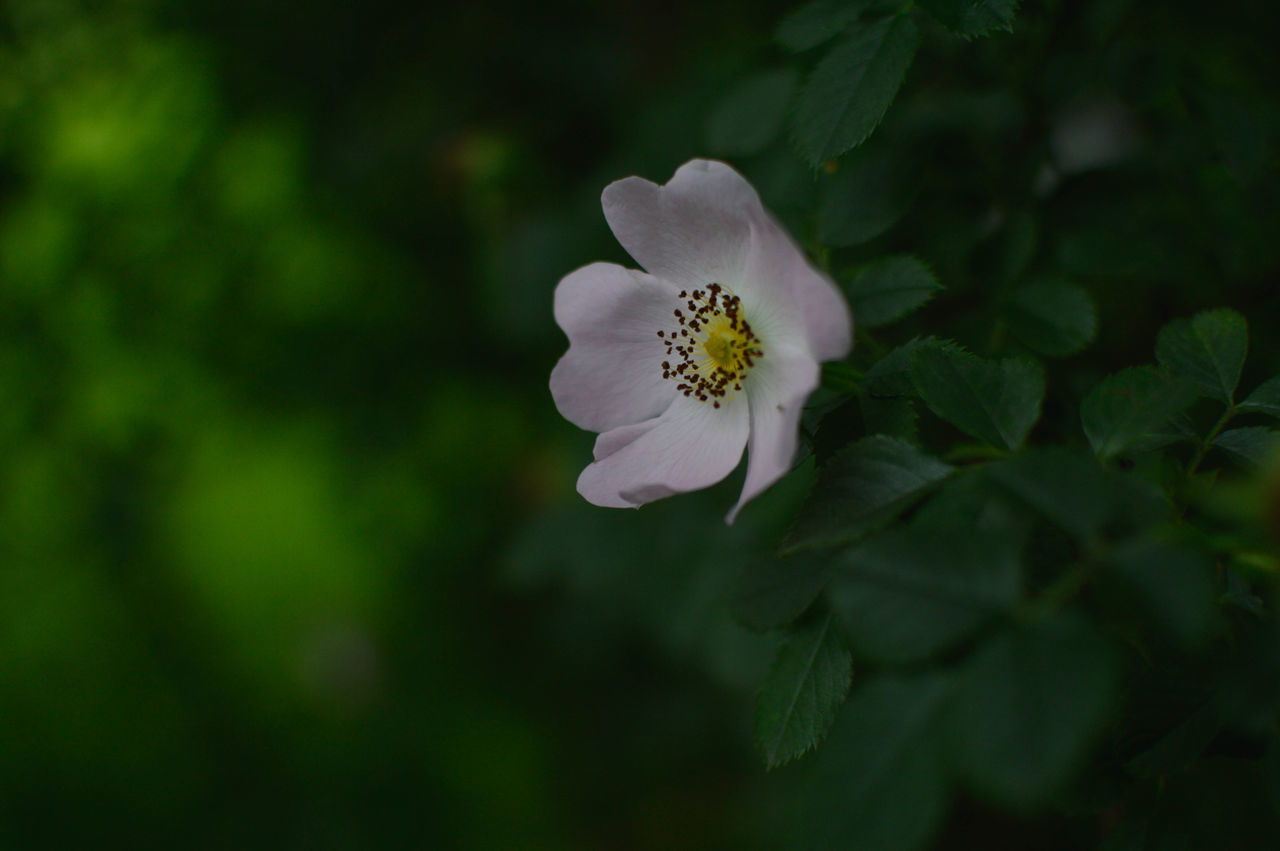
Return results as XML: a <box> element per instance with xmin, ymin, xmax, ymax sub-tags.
<box><xmin>550</xmin><ymin>159</ymin><xmax>852</xmax><ymax>522</ymax></box>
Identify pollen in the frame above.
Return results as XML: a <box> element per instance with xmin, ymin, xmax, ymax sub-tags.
<box><xmin>658</xmin><ymin>283</ymin><xmax>763</xmax><ymax>407</ymax></box>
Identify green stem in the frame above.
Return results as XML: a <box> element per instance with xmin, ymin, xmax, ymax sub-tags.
<box><xmin>1187</xmin><ymin>405</ymin><xmax>1237</xmax><ymax>476</ymax></box>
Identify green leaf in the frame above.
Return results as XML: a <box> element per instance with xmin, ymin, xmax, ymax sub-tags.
<box><xmin>828</xmin><ymin>520</ymin><xmax>1020</xmax><ymax>663</ymax></box>
<box><xmin>705</xmin><ymin>69</ymin><xmax>798</xmax><ymax>157</ymax></box>
<box><xmin>1212</xmin><ymin>426</ymin><xmax>1280</xmax><ymax>467</ymax></box>
<box><xmin>730</xmin><ymin>551</ymin><xmax>833</xmax><ymax>631</ymax></box>
<box><xmin>845</xmin><ymin>255</ymin><xmax>941</xmax><ymax>328</ymax></box>
<box><xmin>791</xmin><ymin>15</ymin><xmax>921</xmax><ymax>167</ymax></box>
<box><xmin>797</xmin><ymin>673</ymin><xmax>951</xmax><ymax>851</ymax></box>
<box><xmin>1107</xmin><ymin>540</ymin><xmax>1220</xmax><ymax>648</ymax></box>
<box><xmin>986</xmin><ymin>448</ymin><xmax>1135</xmax><ymax>541</ymax></box>
<box><xmin>1240</xmin><ymin>375</ymin><xmax>1280</xmax><ymax>418</ymax></box>
<box><xmin>776</xmin><ymin>0</ymin><xmax>872</xmax><ymax>52</ymax></box>
<box><xmin>1004</xmin><ymin>279</ymin><xmax>1097</xmax><ymax>357</ymax></box>
<box><xmin>918</xmin><ymin>0</ymin><xmax>1020</xmax><ymax>38</ymax></box>
<box><xmin>784</xmin><ymin>436</ymin><xmax>953</xmax><ymax>553</ymax></box>
<box><xmin>817</xmin><ymin>147</ymin><xmax>919</xmax><ymax>245</ymax></box>
<box><xmin>945</xmin><ymin>613</ymin><xmax>1118</xmax><ymax>808</ymax></box>
<box><xmin>911</xmin><ymin>343</ymin><xmax>1045</xmax><ymax>451</ymax></box>
<box><xmin>1154</xmin><ymin>308</ymin><xmax>1248</xmax><ymax>405</ymax></box>
<box><xmin>755</xmin><ymin>615</ymin><xmax>853</xmax><ymax>769</ymax></box>
<box><xmin>1080</xmin><ymin>366</ymin><xmax>1197</xmax><ymax>461</ymax></box>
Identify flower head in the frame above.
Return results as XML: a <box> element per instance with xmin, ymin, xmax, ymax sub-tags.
<box><xmin>550</xmin><ymin>159</ymin><xmax>853</xmax><ymax>523</ymax></box>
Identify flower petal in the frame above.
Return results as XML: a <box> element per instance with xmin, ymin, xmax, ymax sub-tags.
<box><xmin>577</xmin><ymin>393</ymin><xmax>749</xmax><ymax>508</ymax></box>
<box><xmin>550</xmin><ymin>262</ymin><xmax>681</xmax><ymax>433</ymax></box>
<box><xmin>726</xmin><ymin>345</ymin><xmax>821</xmax><ymax>524</ymax></box>
<box><xmin>602</xmin><ymin>159</ymin><xmax>851</xmax><ymax>362</ymax></box>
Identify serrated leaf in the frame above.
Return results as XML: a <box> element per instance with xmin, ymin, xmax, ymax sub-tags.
<box><xmin>705</xmin><ymin>69</ymin><xmax>798</xmax><ymax>157</ymax></box>
<box><xmin>918</xmin><ymin>0</ymin><xmax>1020</xmax><ymax>38</ymax></box>
<box><xmin>784</xmin><ymin>436</ymin><xmax>953</xmax><ymax>553</ymax></box>
<box><xmin>945</xmin><ymin>613</ymin><xmax>1118</xmax><ymax>808</ymax></box>
<box><xmin>755</xmin><ymin>615</ymin><xmax>853</xmax><ymax>769</ymax></box>
<box><xmin>818</xmin><ymin>148</ymin><xmax>919</xmax><ymax>245</ymax></box>
<box><xmin>1080</xmin><ymin>366</ymin><xmax>1198</xmax><ymax>461</ymax></box>
<box><xmin>797</xmin><ymin>673</ymin><xmax>951</xmax><ymax>851</ymax></box>
<box><xmin>1212</xmin><ymin>426</ymin><xmax>1280</xmax><ymax>467</ymax></box>
<box><xmin>776</xmin><ymin>0</ymin><xmax>872</xmax><ymax>52</ymax></box>
<box><xmin>1240</xmin><ymin>375</ymin><xmax>1280</xmax><ymax>418</ymax></box>
<box><xmin>791</xmin><ymin>15</ymin><xmax>920</xmax><ymax>167</ymax></box>
<box><xmin>911</xmin><ymin>343</ymin><xmax>1045</xmax><ymax>451</ymax></box>
<box><xmin>829</xmin><ymin>519</ymin><xmax>1020</xmax><ymax>663</ymax></box>
<box><xmin>730</xmin><ymin>551</ymin><xmax>833</xmax><ymax>630</ymax></box>
<box><xmin>1107</xmin><ymin>540</ymin><xmax>1220</xmax><ymax>648</ymax></box>
<box><xmin>845</xmin><ymin>255</ymin><xmax>941</xmax><ymax>328</ymax></box>
<box><xmin>1004</xmin><ymin>279</ymin><xmax>1097</xmax><ymax>357</ymax></box>
<box><xmin>1155</xmin><ymin>308</ymin><xmax>1248</xmax><ymax>404</ymax></box>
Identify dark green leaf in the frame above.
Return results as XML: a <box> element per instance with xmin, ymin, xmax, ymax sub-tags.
<box><xmin>1080</xmin><ymin>366</ymin><xmax>1197</xmax><ymax>461</ymax></box>
<box><xmin>730</xmin><ymin>551</ymin><xmax>833</xmax><ymax>631</ymax></box>
<box><xmin>791</xmin><ymin>15</ymin><xmax>921</xmax><ymax>167</ymax></box>
<box><xmin>1212</xmin><ymin>426</ymin><xmax>1280</xmax><ymax>467</ymax></box>
<box><xmin>918</xmin><ymin>0</ymin><xmax>1020</xmax><ymax>38</ymax></box>
<box><xmin>818</xmin><ymin>147</ymin><xmax>919</xmax><ymax>245</ymax></box>
<box><xmin>705</xmin><ymin>70</ymin><xmax>798</xmax><ymax>157</ymax></box>
<box><xmin>911</xmin><ymin>343</ymin><xmax>1045</xmax><ymax>451</ymax></box>
<box><xmin>945</xmin><ymin>613</ymin><xmax>1118</xmax><ymax>808</ymax></box>
<box><xmin>1126</xmin><ymin>703</ymin><xmax>1222</xmax><ymax>777</ymax></box>
<box><xmin>1154</xmin><ymin>308</ymin><xmax>1248</xmax><ymax>404</ymax></box>
<box><xmin>797</xmin><ymin>673</ymin><xmax>951</xmax><ymax>851</ymax></box>
<box><xmin>755</xmin><ymin>615</ymin><xmax>853</xmax><ymax>769</ymax></box>
<box><xmin>1107</xmin><ymin>540</ymin><xmax>1220</xmax><ymax>648</ymax></box>
<box><xmin>986</xmin><ymin>448</ymin><xmax>1166</xmax><ymax>541</ymax></box>
<box><xmin>860</xmin><ymin>395</ymin><xmax>918</xmax><ymax>441</ymax></box>
<box><xmin>829</xmin><ymin>520</ymin><xmax>1020</xmax><ymax>663</ymax></box>
<box><xmin>865</xmin><ymin>337</ymin><xmax>930</xmax><ymax>397</ymax></box>
<box><xmin>776</xmin><ymin>0</ymin><xmax>872</xmax><ymax>52</ymax></box>
<box><xmin>784</xmin><ymin>437</ymin><xmax>952</xmax><ymax>553</ymax></box>
<box><xmin>1240</xmin><ymin>375</ymin><xmax>1280</xmax><ymax>418</ymax></box>
<box><xmin>1004</xmin><ymin>279</ymin><xmax>1097</xmax><ymax>357</ymax></box>
<box><xmin>845</xmin><ymin>255</ymin><xmax>941</xmax><ymax>328</ymax></box>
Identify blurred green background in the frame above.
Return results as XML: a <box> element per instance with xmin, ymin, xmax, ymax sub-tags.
<box><xmin>1</xmin><ymin>0</ymin><xmax>1277</xmax><ymax>848</ymax></box>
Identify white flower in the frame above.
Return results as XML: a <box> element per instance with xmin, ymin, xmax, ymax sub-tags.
<box><xmin>550</xmin><ymin>159</ymin><xmax>852</xmax><ymax>522</ymax></box>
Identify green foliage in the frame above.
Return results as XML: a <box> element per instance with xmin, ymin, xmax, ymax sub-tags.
<box><xmin>1240</xmin><ymin>376</ymin><xmax>1280</xmax><ymax>418</ymax></box>
<box><xmin>911</xmin><ymin>343</ymin><xmax>1045</xmax><ymax>451</ymax></box>
<box><xmin>754</xmin><ymin>615</ymin><xmax>852</xmax><ymax>769</ymax></box>
<box><xmin>1213</xmin><ymin>426</ymin><xmax>1280</xmax><ymax>467</ymax></box>
<box><xmin>784</xmin><ymin>435</ymin><xmax>952</xmax><ymax>552</ymax></box>
<box><xmin>818</xmin><ymin>148</ymin><xmax>919</xmax><ymax>245</ymax></box>
<box><xmin>730</xmin><ymin>551</ymin><xmax>833</xmax><ymax>630</ymax></box>
<box><xmin>844</xmin><ymin>255</ymin><xmax>941</xmax><ymax>328</ymax></box>
<box><xmin>1003</xmin><ymin>279</ymin><xmax>1097</xmax><ymax>357</ymax></box>
<box><xmin>945</xmin><ymin>614</ymin><xmax>1117</xmax><ymax>808</ymax></box>
<box><xmin>776</xmin><ymin>0</ymin><xmax>874</xmax><ymax>52</ymax></box>
<box><xmin>797</xmin><ymin>674</ymin><xmax>951</xmax><ymax>851</ymax></box>
<box><xmin>828</xmin><ymin>511</ymin><xmax>1021</xmax><ymax>663</ymax></box>
<box><xmin>1155</xmin><ymin>308</ymin><xmax>1249</xmax><ymax>404</ymax></box>
<box><xmin>918</xmin><ymin>0</ymin><xmax>1020</xmax><ymax>38</ymax></box>
<box><xmin>791</xmin><ymin>15</ymin><xmax>921</xmax><ymax>166</ymax></box>
<box><xmin>1106</xmin><ymin>540</ymin><xmax>1220</xmax><ymax>648</ymax></box>
<box><xmin>705</xmin><ymin>70</ymin><xmax>798</xmax><ymax>157</ymax></box>
<box><xmin>1081</xmin><ymin>366</ymin><xmax>1197</xmax><ymax>461</ymax></box>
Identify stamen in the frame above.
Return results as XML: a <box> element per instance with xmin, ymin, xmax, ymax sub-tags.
<box><xmin>658</xmin><ymin>283</ymin><xmax>763</xmax><ymax>405</ymax></box>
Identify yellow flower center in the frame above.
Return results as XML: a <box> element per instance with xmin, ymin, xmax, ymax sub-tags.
<box><xmin>657</xmin><ymin>283</ymin><xmax>763</xmax><ymax>408</ymax></box>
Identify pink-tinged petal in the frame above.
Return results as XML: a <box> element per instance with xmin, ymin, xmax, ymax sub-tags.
<box><xmin>602</xmin><ymin>159</ymin><xmax>851</xmax><ymax>362</ymax></box>
<box><xmin>726</xmin><ymin>345</ymin><xmax>821</xmax><ymax>524</ymax></box>
<box><xmin>577</xmin><ymin>393</ymin><xmax>749</xmax><ymax>509</ymax></box>
<box><xmin>602</xmin><ymin>160</ymin><xmax>757</xmax><ymax>292</ymax></box>
<box><xmin>550</xmin><ymin>262</ymin><xmax>681</xmax><ymax>433</ymax></box>
<box><xmin>742</xmin><ymin>219</ymin><xmax>853</xmax><ymax>363</ymax></box>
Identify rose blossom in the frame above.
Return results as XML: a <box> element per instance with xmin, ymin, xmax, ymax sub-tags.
<box><xmin>550</xmin><ymin>159</ymin><xmax>852</xmax><ymax>522</ymax></box>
